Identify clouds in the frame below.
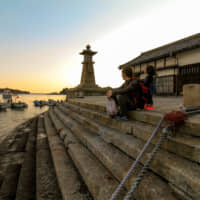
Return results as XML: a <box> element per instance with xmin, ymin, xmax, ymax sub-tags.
<box><xmin>0</xmin><ymin>0</ymin><xmax>199</xmax><ymax>92</ymax></box>
<box><xmin>91</xmin><ymin>0</ymin><xmax>200</xmax><ymax>87</ymax></box>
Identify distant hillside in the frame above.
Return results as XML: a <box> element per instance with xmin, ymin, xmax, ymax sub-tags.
<box><xmin>0</xmin><ymin>88</ymin><xmax>30</xmax><ymax>94</ymax></box>
<box><xmin>60</xmin><ymin>88</ymin><xmax>68</xmax><ymax>94</ymax></box>
<box><xmin>46</xmin><ymin>92</ymin><xmax>59</xmax><ymax>95</ymax></box>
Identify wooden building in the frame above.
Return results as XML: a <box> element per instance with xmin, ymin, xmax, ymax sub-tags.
<box><xmin>119</xmin><ymin>33</ymin><xmax>200</xmax><ymax>95</ymax></box>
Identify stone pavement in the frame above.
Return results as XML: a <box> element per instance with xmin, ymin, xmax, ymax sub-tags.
<box><xmin>68</xmin><ymin>96</ymin><xmax>183</xmax><ymax>113</ymax></box>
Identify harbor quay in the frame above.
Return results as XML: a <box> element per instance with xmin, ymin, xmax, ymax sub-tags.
<box><xmin>0</xmin><ymin>95</ymin><xmax>200</xmax><ymax>200</ymax></box>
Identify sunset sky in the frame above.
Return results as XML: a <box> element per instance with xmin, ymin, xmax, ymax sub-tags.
<box><xmin>0</xmin><ymin>0</ymin><xmax>199</xmax><ymax>93</ymax></box>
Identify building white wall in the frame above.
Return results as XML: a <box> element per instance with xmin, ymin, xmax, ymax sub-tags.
<box><xmin>177</xmin><ymin>48</ymin><xmax>200</xmax><ymax>66</ymax></box>
<box><xmin>156</xmin><ymin>59</ymin><xmax>164</xmax><ymax>68</ymax></box>
<box><xmin>147</xmin><ymin>61</ymin><xmax>155</xmax><ymax>66</ymax></box>
<box><xmin>157</xmin><ymin>68</ymin><xmax>175</xmax><ymax>76</ymax></box>
<box><xmin>134</xmin><ymin>65</ymin><xmax>140</xmax><ymax>72</ymax></box>
<box><xmin>141</xmin><ymin>63</ymin><xmax>147</xmax><ymax>71</ymax></box>
<box><xmin>166</xmin><ymin>57</ymin><xmax>176</xmax><ymax>67</ymax></box>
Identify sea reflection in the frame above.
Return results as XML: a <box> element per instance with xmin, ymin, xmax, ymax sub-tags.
<box><xmin>0</xmin><ymin>94</ymin><xmax>66</xmax><ymax>139</ymax></box>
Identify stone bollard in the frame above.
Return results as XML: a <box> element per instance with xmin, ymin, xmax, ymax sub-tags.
<box><xmin>183</xmin><ymin>84</ymin><xmax>200</xmax><ymax>106</ymax></box>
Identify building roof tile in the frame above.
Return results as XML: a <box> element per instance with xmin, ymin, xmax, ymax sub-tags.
<box><xmin>119</xmin><ymin>33</ymin><xmax>200</xmax><ymax>69</ymax></box>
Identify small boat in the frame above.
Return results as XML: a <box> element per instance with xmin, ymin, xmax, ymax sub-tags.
<box><xmin>33</xmin><ymin>100</ymin><xmax>40</xmax><ymax>106</ymax></box>
<box><xmin>2</xmin><ymin>90</ymin><xmax>12</xmax><ymax>99</ymax></box>
<box><xmin>11</xmin><ymin>102</ymin><xmax>28</xmax><ymax>109</ymax></box>
<box><xmin>33</xmin><ymin>100</ymin><xmax>48</xmax><ymax>107</ymax></box>
<box><xmin>48</xmin><ymin>99</ymin><xmax>57</xmax><ymax>106</ymax></box>
<box><xmin>0</xmin><ymin>103</ymin><xmax>7</xmax><ymax>111</ymax></box>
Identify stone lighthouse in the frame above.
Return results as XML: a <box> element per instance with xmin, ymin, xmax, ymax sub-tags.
<box><xmin>67</xmin><ymin>44</ymin><xmax>108</xmax><ymax>97</ymax></box>
<box><xmin>79</xmin><ymin>44</ymin><xmax>97</xmax><ymax>88</ymax></box>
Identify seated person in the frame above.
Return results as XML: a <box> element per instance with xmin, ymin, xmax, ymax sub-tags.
<box><xmin>107</xmin><ymin>67</ymin><xmax>144</xmax><ymax>121</ymax></box>
<box><xmin>143</xmin><ymin>65</ymin><xmax>156</xmax><ymax>107</ymax></box>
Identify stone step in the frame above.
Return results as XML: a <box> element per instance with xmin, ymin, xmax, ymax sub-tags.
<box><xmin>49</xmin><ymin>108</ymin><xmax>126</xmax><ymax>200</ymax></box>
<box><xmin>0</xmin><ymin>164</ymin><xmax>21</xmax><ymax>200</ymax></box>
<box><xmin>69</xmin><ymin>141</ymin><xmax>125</xmax><ymax>200</ymax></box>
<box><xmin>44</xmin><ymin>110</ymin><xmax>92</xmax><ymax>200</ymax></box>
<box><xmin>0</xmin><ymin>120</ymin><xmax>35</xmax><ymax>200</ymax></box>
<box><xmin>53</xmin><ymin>107</ymin><xmax>178</xmax><ymax>200</ymax></box>
<box><xmin>0</xmin><ymin>120</ymin><xmax>32</xmax><ymax>156</ymax></box>
<box><xmin>68</xmin><ymin>99</ymin><xmax>200</xmax><ymax>137</ymax></box>
<box><xmin>36</xmin><ymin>115</ymin><xmax>62</xmax><ymax>200</ymax></box>
<box><xmin>15</xmin><ymin>119</ymin><xmax>37</xmax><ymax>200</ymax></box>
<box><xmin>62</xmin><ymin>102</ymin><xmax>200</xmax><ymax>164</ymax></box>
<box><xmin>0</xmin><ymin>152</ymin><xmax>24</xmax><ymax>189</ymax></box>
<box><xmin>57</xmin><ymin>104</ymin><xmax>200</xmax><ymax>200</ymax></box>
<box><xmin>0</xmin><ymin>176</ymin><xmax>3</xmax><ymax>190</ymax></box>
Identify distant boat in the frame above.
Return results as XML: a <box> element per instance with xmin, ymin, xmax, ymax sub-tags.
<box><xmin>11</xmin><ymin>102</ymin><xmax>28</xmax><ymax>109</ymax></box>
<box><xmin>2</xmin><ymin>90</ymin><xmax>12</xmax><ymax>99</ymax></box>
<box><xmin>33</xmin><ymin>100</ymin><xmax>48</xmax><ymax>107</ymax></box>
<box><xmin>33</xmin><ymin>99</ymin><xmax>58</xmax><ymax>107</ymax></box>
<box><xmin>48</xmin><ymin>99</ymin><xmax>57</xmax><ymax>106</ymax></box>
<box><xmin>33</xmin><ymin>100</ymin><xmax>39</xmax><ymax>106</ymax></box>
<box><xmin>0</xmin><ymin>103</ymin><xmax>7</xmax><ymax>111</ymax></box>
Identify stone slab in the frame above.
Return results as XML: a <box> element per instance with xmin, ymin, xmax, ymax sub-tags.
<box><xmin>36</xmin><ymin>115</ymin><xmax>62</xmax><ymax>200</ymax></box>
<box><xmin>183</xmin><ymin>84</ymin><xmax>200</xmax><ymax>106</ymax></box>
<box><xmin>0</xmin><ymin>164</ymin><xmax>21</xmax><ymax>200</ymax></box>
<box><xmin>58</xmin><ymin>104</ymin><xmax>200</xmax><ymax>200</ymax></box>
<box><xmin>55</xmin><ymin>107</ymin><xmax>178</xmax><ymax>200</ymax></box>
<box><xmin>62</xmin><ymin>102</ymin><xmax>200</xmax><ymax>163</ymax></box>
<box><xmin>44</xmin><ymin>112</ymin><xmax>91</xmax><ymax>200</ymax></box>
<box><xmin>15</xmin><ymin>120</ymin><xmax>36</xmax><ymax>200</ymax></box>
<box><xmin>68</xmin><ymin>97</ymin><xmax>200</xmax><ymax>136</ymax></box>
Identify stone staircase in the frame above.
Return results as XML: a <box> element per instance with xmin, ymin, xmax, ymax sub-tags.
<box><xmin>0</xmin><ymin>118</ymin><xmax>35</xmax><ymax>200</ymax></box>
<box><xmin>0</xmin><ymin>100</ymin><xmax>199</xmax><ymax>200</ymax></box>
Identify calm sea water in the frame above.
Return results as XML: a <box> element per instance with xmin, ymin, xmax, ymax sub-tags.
<box><xmin>0</xmin><ymin>94</ymin><xmax>66</xmax><ymax>140</ymax></box>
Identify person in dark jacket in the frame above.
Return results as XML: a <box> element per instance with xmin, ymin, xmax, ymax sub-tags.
<box><xmin>107</xmin><ymin>67</ymin><xmax>143</xmax><ymax>120</ymax></box>
<box><xmin>143</xmin><ymin>65</ymin><xmax>156</xmax><ymax>106</ymax></box>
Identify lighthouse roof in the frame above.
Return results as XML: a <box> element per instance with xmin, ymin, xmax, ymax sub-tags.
<box><xmin>80</xmin><ymin>44</ymin><xmax>97</xmax><ymax>55</ymax></box>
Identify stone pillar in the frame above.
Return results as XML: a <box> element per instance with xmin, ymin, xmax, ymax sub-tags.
<box><xmin>183</xmin><ymin>84</ymin><xmax>200</xmax><ymax>106</ymax></box>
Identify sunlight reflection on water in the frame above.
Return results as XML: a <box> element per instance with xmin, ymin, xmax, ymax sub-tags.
<box><xmin>0</xmin><ymin>94</ymin><xmax>66</xmax><ymax>139</ymax></box>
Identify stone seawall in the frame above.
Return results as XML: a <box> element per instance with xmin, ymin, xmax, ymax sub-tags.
<box><xmin>0</xmin><ymin>98</ymin><xmax>199</xmax><ymax>200</ymax></box>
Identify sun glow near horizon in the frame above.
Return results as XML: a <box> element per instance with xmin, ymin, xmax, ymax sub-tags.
<box><xmin>0</xmin><ymin>0</ymin><xmax>199</xmax><ymax>93</ymax></box>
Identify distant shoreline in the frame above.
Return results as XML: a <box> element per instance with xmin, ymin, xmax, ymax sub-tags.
<box><xmin>29</xmin><ymin>93</ymin><xmax>65</xmax><ymax>95</ymax></box>
<box><xmin>0</xmin><ymin>88</ymin><xmax>65</xmax><ymax>95</ymax></box>
<box><xmin>0</xmin><ymin>88</ymin><xmax>30</xmax><ymax>94</ymax></box>
<box><xmin>0</xmin><ymin>93</ymin><xmax>65</xmax><ymax>95</ymax></box>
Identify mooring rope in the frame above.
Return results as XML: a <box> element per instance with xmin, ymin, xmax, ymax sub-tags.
<box><xmin>123</xmin><ymin>124</ymin><xmax>172</xmax><ymax>200</ymax></box>
<box><xmin>109</xmin><ymin>116</ymin><xmax>165</xmax><ymax>200</ymax></box>
<box><xmin>110</xmin><ymin>108</ymin><xmax>198</xmax><ymax>200</ymax></box>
